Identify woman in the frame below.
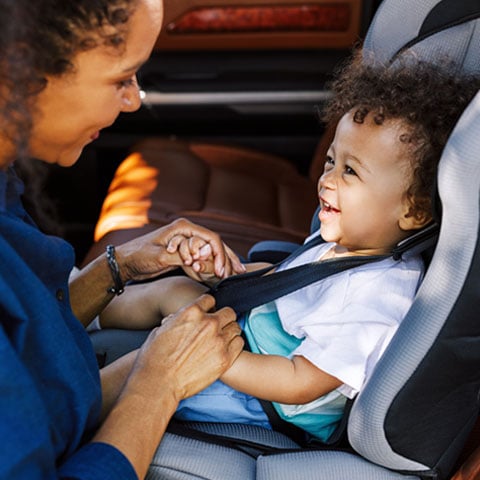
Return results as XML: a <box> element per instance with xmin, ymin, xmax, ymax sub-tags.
<box><xmin>0</xmin><ymin>0</ymin><xmax>244</xmax><ymax>478</ymax></box>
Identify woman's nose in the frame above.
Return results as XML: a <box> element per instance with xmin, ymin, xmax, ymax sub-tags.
<box><xmin>121</xmin><ymin>90</ymin><xmax>142</xmax><ymax>112</ymax></box>
<box><xmin>121</xmin><ymin>79</ymin><xmax>142</xmax><ymax>113</ymax></box>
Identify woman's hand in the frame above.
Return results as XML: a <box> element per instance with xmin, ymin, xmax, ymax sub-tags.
<box><xmin>97</xmin><ymin>294</ymin><xmax>243</xmax><ymax>479</ymax></box>
<box><xmin>100</xmin><ymin>294</ymin><xmax>243</xmax><ymax>415</ymax></box>
<box><xmin>132</xmin><ymin>294</ymin><xmax>243</xmax><ymax>400</ymax></box>
<box><xmin>116</xmin><ymin>218</ymin><xmax>245</xmax><ymax>283</ymax></box>
<box><xmin>70</xmin><ymin>218</ymin><xmax>244</xmax><ymax>327</ymax></box>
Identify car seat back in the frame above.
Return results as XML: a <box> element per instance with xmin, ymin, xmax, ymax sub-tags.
<box><xmin>363</xmin><ymin>0</ymin><xmax>480</xmax><ymax>73</ymax></box>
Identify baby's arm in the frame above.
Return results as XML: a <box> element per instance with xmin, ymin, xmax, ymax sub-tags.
<box><xmin>221</xmin><ymin>351</ymin><xmax>341</xmax><ymax>404</ymax></box>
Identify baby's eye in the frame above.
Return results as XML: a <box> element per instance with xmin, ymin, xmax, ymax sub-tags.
<box><xmin>344</xmin><ymin>165</ymin><xmax>357</xmax><ymax>176</ymax></box>
<box><xmin>325</xmin><ymin>155</ymin><xmax>334</xmax><ymax>167</ymax></box>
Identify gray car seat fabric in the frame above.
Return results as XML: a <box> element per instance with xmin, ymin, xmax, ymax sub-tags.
<box><xmin>256</xmin><ymin>451</ymin><xmax>421</xmax><ymax>480</ymax></box>
<box><xmin>148</xmin><ymin>432</ymin><xmax>420</xmax><ymax>480</ymax></box>
<box><xmin>363</xmin><ymin>0</ymin><xmax>480</xmax><ymax>73</ymax></box>
<box><xmin>147</xmin><ymin>432</ymin><xmax>257</xmax><ymax>480</ymax></box>
<box><xmin>147</xmin><ymin>424</ymin><xmax>301</xmax><ymax>480</ymax></box>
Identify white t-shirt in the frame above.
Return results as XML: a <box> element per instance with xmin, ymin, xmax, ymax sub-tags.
<box><xmin>269</xmin><ymin>238</ymin><xmax>424</xmax><ymax>399</ymax></box>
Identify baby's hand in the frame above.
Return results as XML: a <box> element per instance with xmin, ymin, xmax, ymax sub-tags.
<box><xmin>167</xmin><ymin>234</ymin><xmax>244</xmax><ymax>284</ymax></box>
<box><xmin>167</xmin><ymin>234</ymin><xmax>209</xmax><ymax>269</ymax></box>
<box><xmin>180</xmin><ymin>238</ymin><xmax>219</xmax><ymax>283</ymax></box>
<box><xmin>187</xmin><ymin>246</ymin><xmax>220</xmax><ymax>284</ymax></box>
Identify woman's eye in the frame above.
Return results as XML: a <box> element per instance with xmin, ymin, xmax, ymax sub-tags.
<box><xmin>117</xmin><ymin>76</ymin><xmax>136</xmax><ymax>89</ymax></box>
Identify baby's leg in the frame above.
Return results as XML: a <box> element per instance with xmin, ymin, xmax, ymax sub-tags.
<box><xmin>157</xmin><ymin>275</ymin><xmax>209</xmax><ymax>316</ymax></box>
<box><xmin>99</xmin><ymin>275</ymin><xmax>208</xmax><ymax>329</ymax></box>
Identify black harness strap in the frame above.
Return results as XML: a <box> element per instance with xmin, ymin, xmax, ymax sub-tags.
<box><xmin>211</xmin><ymin>225</ymin><xmax>440</xmax><ymax>317</ymax></box>
<box><xmin>209</xmin><ymin>235</ymin><xmax>388</xmax><ymax>316</ymax></box>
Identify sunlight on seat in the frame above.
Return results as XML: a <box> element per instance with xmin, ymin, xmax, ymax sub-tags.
<box><xmin>94</xmin><ymin>153</ymin><xmax>158</xmax><ymax>241</ymax></box>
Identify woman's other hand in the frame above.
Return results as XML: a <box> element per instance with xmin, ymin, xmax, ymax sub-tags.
<box><xmin>96</xmin><ymin>294</ymin><xmax>243</xmax><ymax>478</ymax></box>
<box><xmin>133</xmin><ymin>294</ymin><xmax>243</xmax><ymax>400</ymax></box>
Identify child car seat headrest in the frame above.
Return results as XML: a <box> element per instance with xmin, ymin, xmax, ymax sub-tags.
<box><xmin>363</xmin><ymin>0</ymin><xmax>480</xmax><ymax>74</ymax></box>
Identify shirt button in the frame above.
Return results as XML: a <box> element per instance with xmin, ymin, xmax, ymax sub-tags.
<box><xmin>56</xmin><ymin>289</ymin><xmax>65</xmax><ymax>301</ymax></box>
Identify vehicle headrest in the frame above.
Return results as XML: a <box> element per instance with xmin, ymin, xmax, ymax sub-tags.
<box><xmin>363</xmin><ymin>0</ymin><xmax>480</xmax><ymax>74</ymax></box>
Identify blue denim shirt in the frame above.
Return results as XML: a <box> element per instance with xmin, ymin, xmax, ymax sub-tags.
<box><xmin>0</xmin><ymin>167</ymin><xmax>136</xmax><ymax>479</ymax></box>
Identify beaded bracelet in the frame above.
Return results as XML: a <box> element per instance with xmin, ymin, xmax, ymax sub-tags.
<box><xmin>106</xmin><ymin>244</ymin><xmax>125</xmax><ymax>295</ymax></box>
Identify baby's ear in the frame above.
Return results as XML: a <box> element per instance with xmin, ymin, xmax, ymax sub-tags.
<box><xmin>399</xmin><ymin>200</ymin><xmax>432</xmax><ymax>231</ymax></box>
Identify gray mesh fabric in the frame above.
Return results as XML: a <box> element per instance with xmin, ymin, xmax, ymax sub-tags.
<box><xmin>147</xmin><ymin>432</ymin><xmax>256</xmax><ymax>480</ymax></box>
<box><xmin>257</xmin><ymin>450</ymin><xmax>420</xmax><ymax>480</ymax></box>
<box><xmin>149</xmin><ymin>429</ymin><xmax>423</xmax><ymax>480</ymax></box>
<box><xmin>364</xmin><ymin>0</ymin><xmax>444</xmax><ymax>62</ymax></box>
<box><xmin>363</xmin><ymin>0</ymin><xmax>480</xmax><ymax>74</ymax></box>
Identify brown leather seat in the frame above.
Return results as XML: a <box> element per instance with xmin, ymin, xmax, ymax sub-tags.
<box><xmin>82</xmin><ymin>125</ymin><xmax>334</xmax><ymax>265</ymax></box>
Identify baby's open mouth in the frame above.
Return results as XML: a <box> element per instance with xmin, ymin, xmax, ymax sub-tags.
<box><xmin>322</xmin><ymin>201</ymin><xmax>340</xmax><ymax>213</ymax></box>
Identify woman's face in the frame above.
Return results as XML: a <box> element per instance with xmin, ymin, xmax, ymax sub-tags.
<box><xmin>28</xmin><ymin>0</ymin><xmax>163</xmax><ymax>166</ymax></box>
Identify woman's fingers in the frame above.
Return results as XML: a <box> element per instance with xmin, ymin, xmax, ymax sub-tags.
<box><xmin>141</xmin><ymin>294</ymin><xmax>242</xmax><ymax>399</ymax></box>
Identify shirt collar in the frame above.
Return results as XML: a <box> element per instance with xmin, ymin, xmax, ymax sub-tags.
<box><xmin>0</xmin><ymin>165</ymin><xmax>25</xmax><ymax>213</ymax></box>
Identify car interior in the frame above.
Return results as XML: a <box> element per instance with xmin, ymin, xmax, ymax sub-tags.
<box><xmin>34</xmin><ymin>0</ymin><xmax>480</xmax><ymax>479</ymax></box>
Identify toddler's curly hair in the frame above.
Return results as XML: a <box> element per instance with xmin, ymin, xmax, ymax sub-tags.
<box><xmin>323</xmin><ymin>51</ymin><xmax>480</xmax><ymax>221</ymax></box>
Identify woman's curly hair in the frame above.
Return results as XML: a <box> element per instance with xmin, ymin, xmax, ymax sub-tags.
<box><xmin>322</xmin><ymin>50</ymin><xmax>480</xmax><ymax>221</ymax></box>
<box><xmin>1</xmin><ymin>0</ymin><xmax>138</xmax><ymax>152</ymax></box>
<box><xmin>0</xmin><ymin>0</ymin><xmax>139</xmax><ymax>232</ymax></box>
<box><xmin>31</xmin><ymin>0</ymin><xmax>138</xmax><ymax>79</ymax></box>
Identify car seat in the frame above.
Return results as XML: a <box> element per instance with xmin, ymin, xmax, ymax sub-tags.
<box><xmin>89</xmin><ymin>0</ymin><xmax>480</xmax><ymax>479</ymax></box>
